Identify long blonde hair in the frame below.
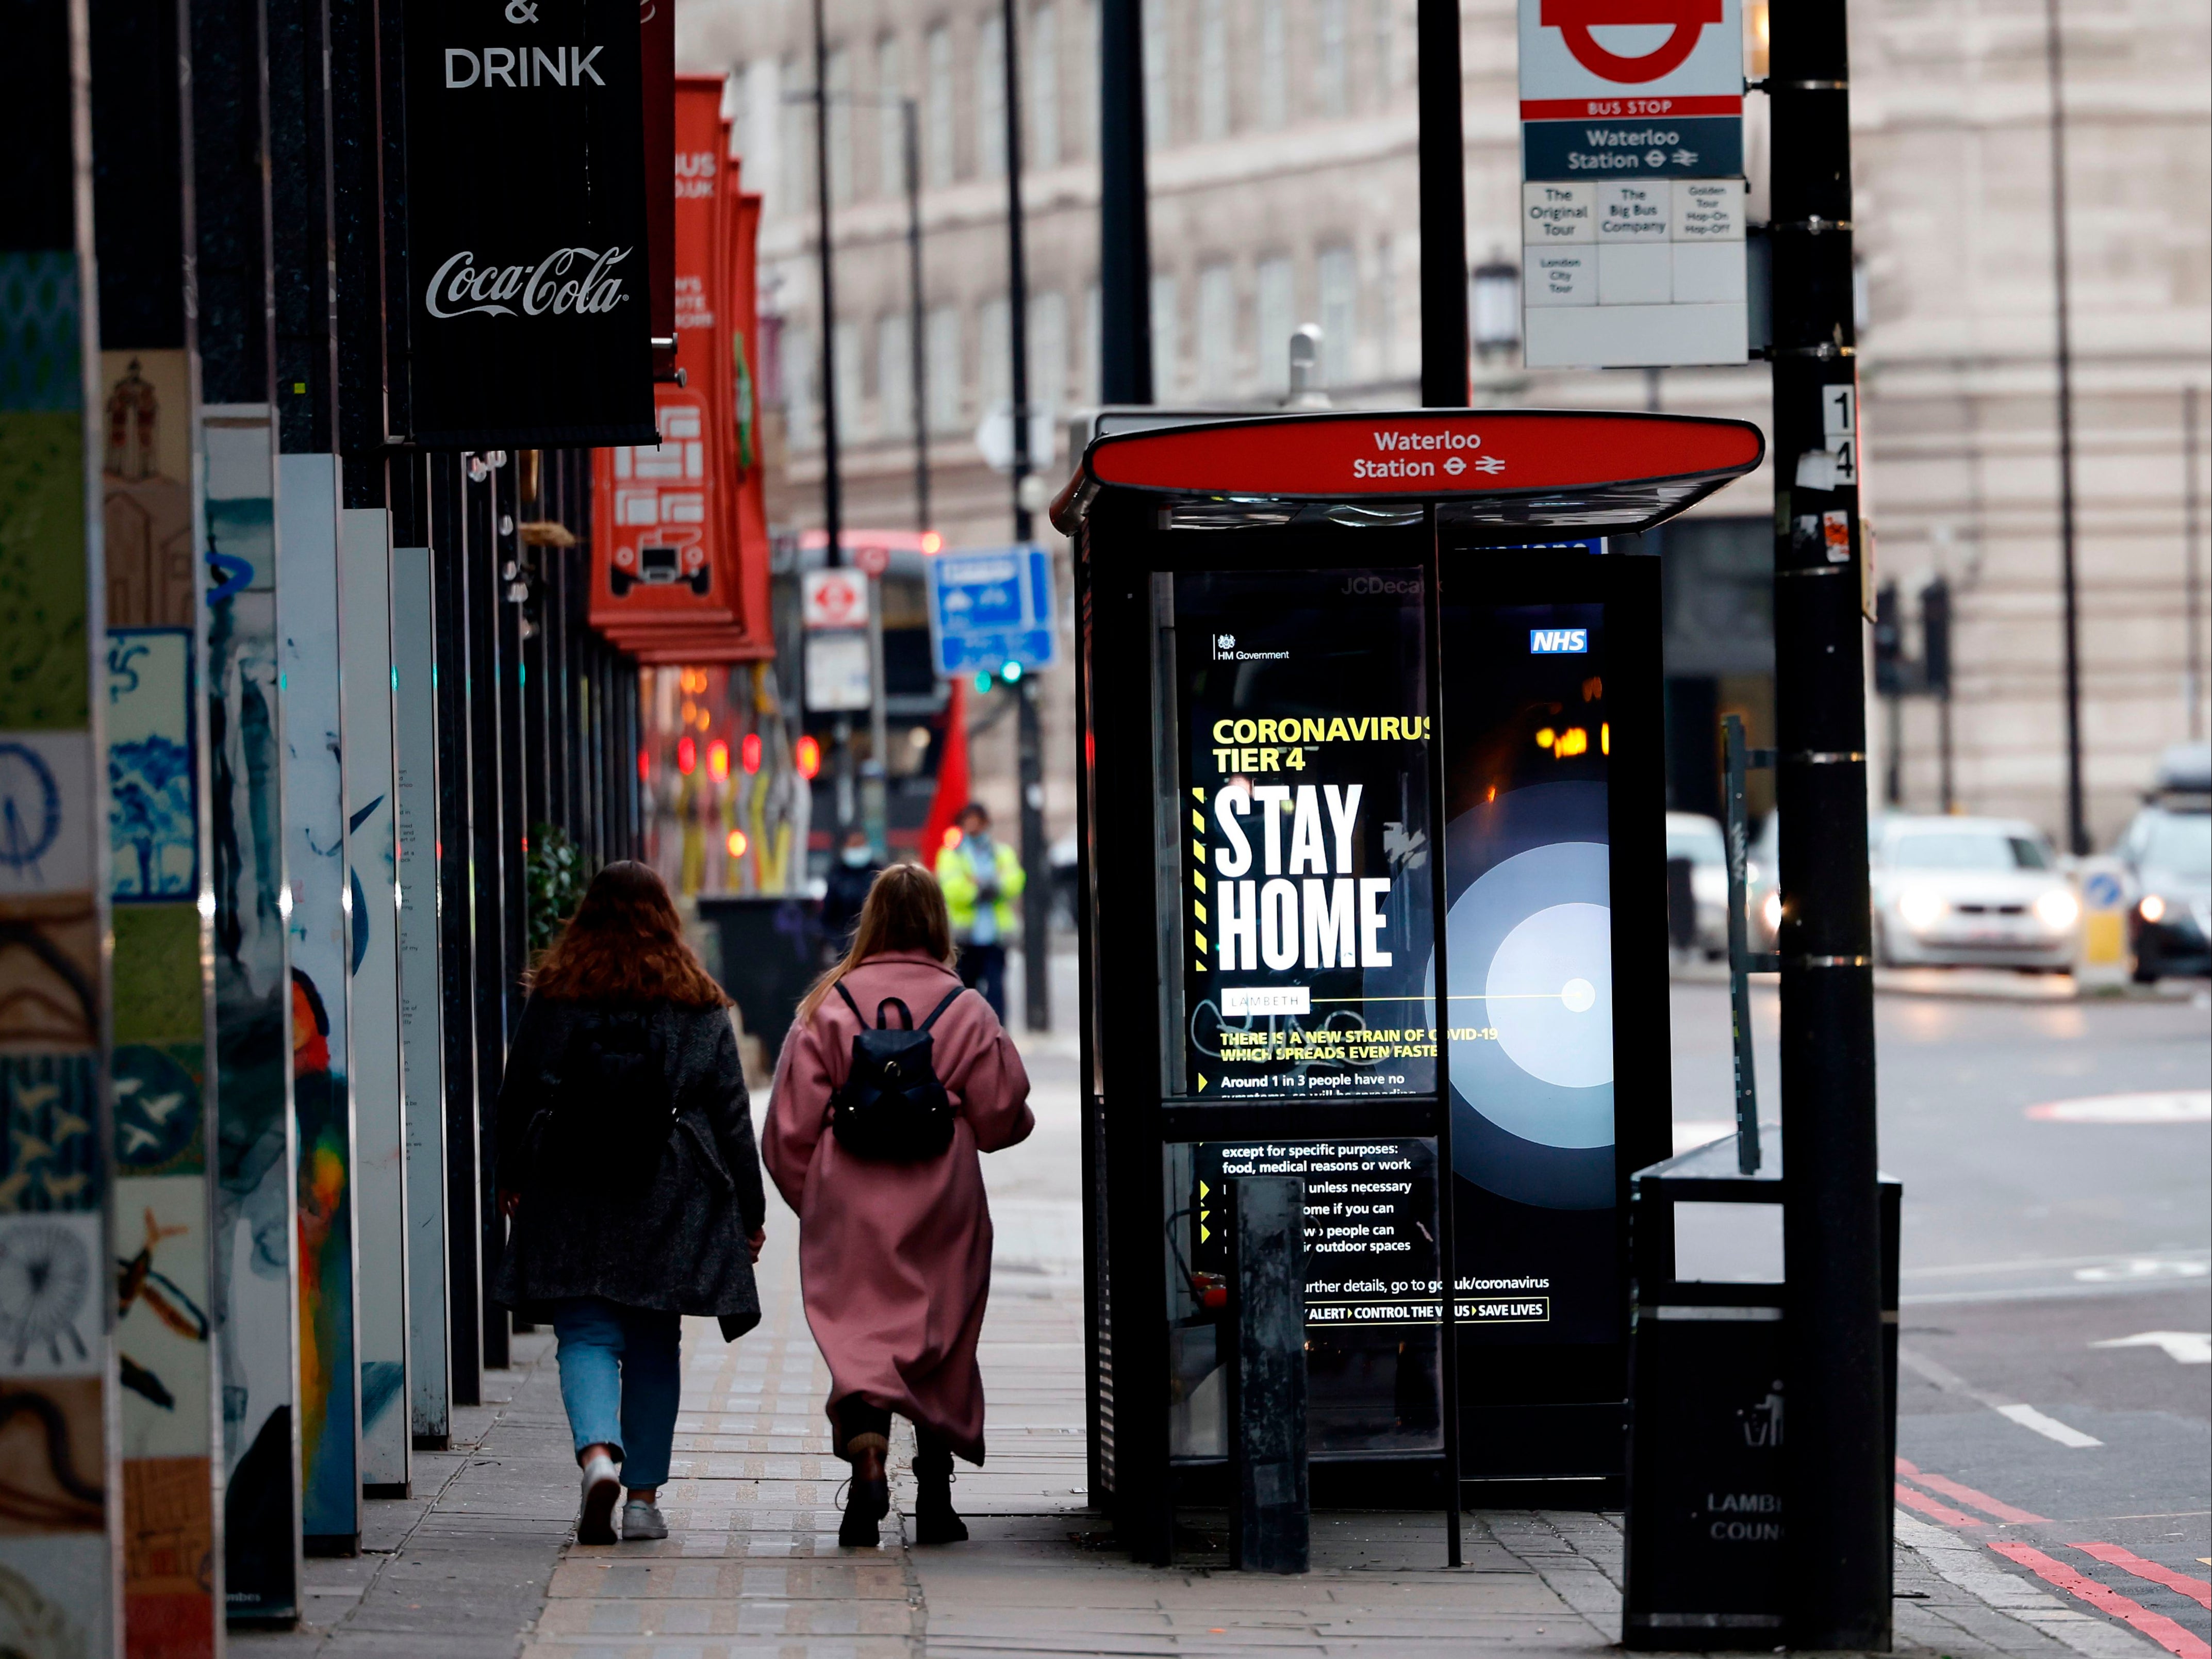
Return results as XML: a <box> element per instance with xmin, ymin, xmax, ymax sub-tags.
<box><xmin>797</xmin><ymin>861</ymin><xmax>955</xmax><ymax>1025</ymax></box>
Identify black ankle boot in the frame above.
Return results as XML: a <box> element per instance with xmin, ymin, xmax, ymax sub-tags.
<box><xmin>911</xmin><ymin>1448</ymin><xmax>967</xmax><ymax>1545</ymax></box>
<box><xmin>839</xmin><ymin>1441</ymin><xmax>890</xmax><ymax>1547</ymax></box>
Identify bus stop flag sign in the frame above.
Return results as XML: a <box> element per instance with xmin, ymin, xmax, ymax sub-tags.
<box><xmin>928</xmin><ymin>545</ymin><xmax>1058</xmax><ymax>678</ymax></box>
<box><xmin>1518</xmin><ymin>0</ymin><xmax>1749</xmax><ymax>369</ymax></box>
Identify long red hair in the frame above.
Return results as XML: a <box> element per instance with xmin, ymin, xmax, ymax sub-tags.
<box><xmin>528</xmin><ymin>860</ymin><xmax>729</xmax><ymax>1008</ymax></box>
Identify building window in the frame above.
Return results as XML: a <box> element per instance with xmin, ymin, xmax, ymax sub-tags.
<box><xmin>980</xmin><ymin>295</ymin><xmax>1012</xmax><ymax>410</ymax></box>
<box><xmin>878</xmin><ymin>313</ymin><xmax>913</xmax><ymax>438</ymax></box>
<box><xmin>876</xmin><ymin>35</ymin><xmax>904</xmax><ymax>199</ymax></box>
<box><xmin>834</xmin><ymin>318</ymin><xmax>863</xmax><ymax>439</ymax></box>
<box><xmin>1032</xmin><ymin>3</ymin><xmax>1061</xmax><ymax>168</ymax></box>
<box><xmin>1254</xmin><ymin>255</ymin><xmax>1293</xmax><ymax>396</ymax></box>
<box><xmin>1317</xmin><ymin>244</ymin><xmax>1356</xmax><ymax>385</ymax></box>
<box><xmin>1143</xmin><ymin>0</ymin><xmax>1171</xmax><ymax>150</ymax></box>
<box><xmin>1078</xmin><ymin>0</ymin><xmax>1099</xmax><ymax>157</ymax></box>
<box><xmin>979</xmin><ymin>13</ymin><xmax>1007</xmax><ymax>178</ymax></box>
<box><xmin>1150</xmin><ymin>272</ymin><xmax>1179</xmax><ymax>399</ymax></box>
<box><xmin>1083</xmin><ymin>280</ymin><xmax>1102</xmax><ymax>403</ymax></box>
<box><xmin>926</xmin><ymin>24</ymin><xmax>955</xmax><ymax>188</ymax></box>
<box><xmin>1198</xmin><ymin>0</ymin><xmax>1229</xmax><ymax>140</ymax></box>
<box><xmin>1258</xmin><ymin>0</ymin><xmax>1288</xmax><ymax>131</ymax></box>
<box><xmin>786</xmin><ymin>326</ymin><xmax>818</xmax><ymax>450</ymax></box>
<box><xmin>779</xmin><ymin>54</ymin><xmax>807</xmax><ymax>208</ymax></box>
<box><xmin>1030</xmin><ymin>289</ymin><xmax>1069</xmax><ymax>413</ymax></box>
<box><xmin>927</xmin><ymin>305</ymin><xmax>964</xmax><ymax>433</ymax></box>
<box><xmin>1374</xmin><ymin>234</ymin><xmax>1396</xmax><ymax>380</ymax></box>
<box><xmin>1197</xmin><ymin>263</ymin><xmax>1235</xmax><ymax>396</ymax></box>
<box><xmin>1316</xmin><ymin>0</ymin><xmax>1347</xmax><ymax>118</ymax></box>
<box><xmin>1373</xmin><ymin>0</ymin><xmax>1395</xmax><ymax>103</ymax></box>
<box><xmin>826</xmin><ymin>46</ymin><xmax>853</xmax><ymax>207</ymax></box>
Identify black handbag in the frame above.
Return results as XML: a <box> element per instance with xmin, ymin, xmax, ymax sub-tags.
<box><xmin>828</xmin><ymin>981</ymin><xmax>966</xmax><ymax>1162</ymax></box>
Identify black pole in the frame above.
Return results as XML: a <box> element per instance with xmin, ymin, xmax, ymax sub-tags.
<box><xmin>1416</xmin><ymin>0</ymin><xmax>1468</xmax><ymax>408</ymax></box>
<box><xmin>1099</xmin><ymin>0</ymin><xmax>1152</xmax><ymax>403</ymax></box>
<box><xmin>904</xmin><ymin>96</ymin><xmax>931</xmax><ymax>533</ymax></box>
<box><xmin>1001</xmin><ymin>0</ymin><xmax>1051</xmax><ymax>1033</ymax></box>
<box><xmin>1421</xmin><ymin>511</ymin><xmax>1464</xmax><ymax>1570</ymax></box>
<box><xmin>1770</xmin><ymin>0</ymin><xmax>1890</xmax><ymax>1643</ymax></box>
<box><xmin>813</xmin><ymin>0</ymin><xmax>843</xmax><ymax>576</ymax></box>
<box><xmin>2188</xmin><ymin>386</ymin><xmax>2203</xmax><ymax>740</ymax></box>
<box><xmin>2045</xmin><ymin>0</ymin><xmax>2086</xmax><ymax>853</ymax></box>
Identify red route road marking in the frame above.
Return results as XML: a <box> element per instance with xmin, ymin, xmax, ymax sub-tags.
<box><xmin>1896</xmin><ymin>1482</ymin><xmax>1987</xmax><ymax>1529</ymax></box>
<box><xmin>1989</xmin><ymin>1542</ymin><xmax>2212</xmax><ymax>1659</ymax></box>
<box><xmin>2069</xmin><ymin>1543</ymin><xmax>2212</xmax><ymax>1611</ymax></box>
<box><xmin>1893</xmin><ymin>1457</ymin><xmax>2051</xmax><ymax>1524</ymax></box>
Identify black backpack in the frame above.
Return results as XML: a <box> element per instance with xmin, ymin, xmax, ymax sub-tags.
<box><xmin>539</xmin><ymin>1007</ymin><xmax>678</xmax><ymax>1196</ymax></box>
<box><xmin>829</xmin><ymin>981</ymin><xmax>966</xmax><ymax>1163</ymax></box>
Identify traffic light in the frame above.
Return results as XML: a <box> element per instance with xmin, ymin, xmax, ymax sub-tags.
<box><xmin>1873</xmin><ymin>579</ymin><xmax>1905</xmax><ymax>695</ymax></box>
<box><xmin>1920</xmin><ymin>575</ymin><xmax>1952</xmax><ymax>696</ymax></box>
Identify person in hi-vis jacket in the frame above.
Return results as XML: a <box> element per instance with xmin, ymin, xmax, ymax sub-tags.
<box><xmin>933</xmin><ymin>801</ymin><xmax>1025</xmax><ymax>1021</ymax></box>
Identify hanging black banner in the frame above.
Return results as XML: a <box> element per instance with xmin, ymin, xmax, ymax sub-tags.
<box><xmin>401</xmin><ymin>0</ymin><xmax>656</xmax><ymax>448</ymax></box>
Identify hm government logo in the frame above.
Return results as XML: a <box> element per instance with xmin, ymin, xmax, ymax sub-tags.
<box><xmin>1214</xmin><ymin>633</ymin><xmax>1236</xmax><ymax>660</ymax></box>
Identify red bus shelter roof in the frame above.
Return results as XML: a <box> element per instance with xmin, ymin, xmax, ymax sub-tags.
<box><xmin>1051</xmin><ymin>408</ymin><xmax>1764</xmax><ymax>537</ymax></box>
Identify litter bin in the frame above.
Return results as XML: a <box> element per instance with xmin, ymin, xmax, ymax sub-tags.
<box><xmin>1623</xmin><ymin>1124</ymin><xmax>1900</xmax><ymax>1647</ymax></box>
<box><xmin>696</xmin><ymin>894</ymin><xmax>822</xmax><ymax>1069</ymax></box>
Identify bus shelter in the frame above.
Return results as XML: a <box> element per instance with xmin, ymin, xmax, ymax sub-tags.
<box><xmin>1051</xmin><ymin>408</ymin><xmax>1765</xmax><ymax>1561</ymax></box>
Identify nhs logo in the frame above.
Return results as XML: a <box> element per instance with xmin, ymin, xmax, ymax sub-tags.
<box><xmin>1529</xmin><ymin>628</ymin><xmax>1589</xmax><ymax>654</ymax></box>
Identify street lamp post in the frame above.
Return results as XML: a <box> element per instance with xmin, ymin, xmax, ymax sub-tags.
<box><xmin>1000</xmin><ymin>0</ymin><xmax>1050</xmax><ymax>1034</ymax></box>
<box><xmin>1099</xmin><ymin>0</ymin><xmax>1152</xmax><ymax>403</ymax></box>
<box><xmin>2045</xmin><ymin>0</ymin><xmax>2087</xmax><ymax>854</ymax></box>
<box><xmin>1769</xmin><ymin>0</ymin><xmax>1891</xmax><ymax>1642</ymax></box>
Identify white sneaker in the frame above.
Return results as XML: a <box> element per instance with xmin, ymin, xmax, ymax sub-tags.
<box><xmin>622</xmin><ymin>1500</ymin><xmax>668</xmax><ymax>1541</ymax></box>
<box><xmin>577</xmin><ymin>1453</ymin><xmax>620</xmax><ymax>1543</ymax></box>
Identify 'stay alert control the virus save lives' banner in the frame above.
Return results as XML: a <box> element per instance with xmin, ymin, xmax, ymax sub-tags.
<box><xmin>1518</xmin><ymin>0</ymin><xmax>1749</xmax><ymax>369</ymax></box>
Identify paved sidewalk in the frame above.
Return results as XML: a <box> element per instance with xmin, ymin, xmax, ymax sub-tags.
<box><xmin>241</xmin><ymin>1028</ymin><xmax>2156</xmax><ymax>1657</ymax></box>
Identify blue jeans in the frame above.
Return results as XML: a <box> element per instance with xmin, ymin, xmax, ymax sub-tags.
<box><xmin>551</xmin><ymin>1299</ymin><xmax>682</xmax><ymax>1490</ymax></box>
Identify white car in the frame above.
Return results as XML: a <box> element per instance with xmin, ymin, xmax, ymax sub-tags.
<box><xmin>1871</xmin><ymin>816</ymin><xmax>2080</xmax><ymax>970</ymax></box>
<box><xmin>1664</xmin><ymin>811</ymin><xmax>1731</xmax><ymax>958</ymax></box>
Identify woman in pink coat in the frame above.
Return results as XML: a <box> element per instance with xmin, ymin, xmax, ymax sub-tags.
<box><xmin>765</xmin><ymin>862</ymin><xmax>1033</xmax><ymax>1547</ymax></box>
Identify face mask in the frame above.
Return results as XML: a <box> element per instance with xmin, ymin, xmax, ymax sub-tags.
<box><xmin>840</xmin><ymin>845</ymin><xmax>872</xmax><ymax>867</ymax></box>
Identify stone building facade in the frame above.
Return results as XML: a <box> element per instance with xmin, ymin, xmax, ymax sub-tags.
<box><xmin>678</xmin><ymin>0</ymin><xmax>2209</xmax><ymax>853</ymax></box>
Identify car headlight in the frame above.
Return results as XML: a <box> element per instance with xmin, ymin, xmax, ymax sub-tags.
<box><xmin>1897</xmin><ymin>888</ymin><xmax>1946</xmax><ymax>930</ymax></box>
<box><xmin>2138</xmin><ymin>893</ymin><xmax>2167</xmax><ymax>924</ymax></box>
<box><xmin>1761</xmin><ymin>890</ymin><xmax>1782</xmax><ymax>933</ymax></box>
<box><xmin>2033</xmin><ymin>889</ymin><xmax>2080</xmax><ymax>931</ymax></box>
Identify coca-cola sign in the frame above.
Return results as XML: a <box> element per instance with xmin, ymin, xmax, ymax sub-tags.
<box><xmin>401</xmin><ymin>0</ymin><xmax>654</xmax><ymax>448</ymax></box>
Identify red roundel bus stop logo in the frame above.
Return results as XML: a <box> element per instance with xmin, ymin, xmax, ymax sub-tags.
<box><xmin>1540</xmin><ymin>0</ymin><xmax>1725</xmax><ymax>83</ymax></box>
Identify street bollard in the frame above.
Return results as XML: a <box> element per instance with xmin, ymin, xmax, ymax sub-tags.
<box><xmin>1227</xmin><ymin>1176</ymin><xmax>1310</xmax><ymax>1574</ymax></box>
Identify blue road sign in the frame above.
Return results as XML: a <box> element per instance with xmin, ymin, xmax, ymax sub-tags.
<box><xmin>927</xmin><ymin>544</ymin><xmax>1058</xmax><ymax>678</ymax></box>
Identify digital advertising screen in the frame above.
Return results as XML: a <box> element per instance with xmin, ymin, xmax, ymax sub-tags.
<box><xmin>1163</xmin><ymin>566</ymin><xmax>1437</xmax><ymax>1103</ymax></box>
<box><xmin>1438</xmin><ymin>595</ymin><xmax>1622</xmax><ymax>1353</ymax></box>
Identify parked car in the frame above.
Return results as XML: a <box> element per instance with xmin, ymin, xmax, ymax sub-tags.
<box><xmin>1664</xmin><ymin>811</ymin><xmax>1730</xmax><ymax>958</ymax></box>
<box><xmin>1871</xmin><ymin>815</ymin><xmax>2078</xmax><ymax>970</ymax></box>
<box><xmin>2116</xmin><ymin>743</ymin><xmax>2211</xmax><ymax>982</ymax></box>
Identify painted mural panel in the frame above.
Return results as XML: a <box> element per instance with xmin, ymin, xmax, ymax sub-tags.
<box><xmin>108</xmin><ymin>628</ymin><xmax>198</xmax><ymax>901</ymax></box>
<box><xmin>203</xmin><ymin>404</ymin><xmax>300</xmax><ymax>1621</ymax></box>
<box><xmin>103</xmin><ymin>343</ymin><xmax>222</xmax><ymax>1659</ymax></box>
<box><xmin>277</xmin><ymin>452</ymin><xmax>360</xmax><ymax>1548</ymax></box>
<box><xmin>340</xmin><ymin>507</ymin><xmax>408</xmax><ymax>1490</ymax></box>
<box><xmin>391</xmin><ymin>546</ymin><xmax>448</xmax><ymax>1446</ymax></box>
<box><xmin>0</xmin><ymin>235</ymin><xmax>117</xmax><ymax>1645</ymax></box>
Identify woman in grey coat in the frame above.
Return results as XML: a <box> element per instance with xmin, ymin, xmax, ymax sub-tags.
<box><xmin>494</xmin><ymin>861</ymin><xmax>766</xmax><ymax>1544</ymax></box>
